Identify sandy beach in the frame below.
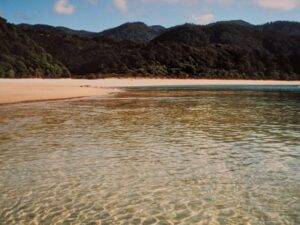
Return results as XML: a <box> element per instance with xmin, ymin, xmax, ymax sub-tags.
<box><xmin>1</xmin><ymin>78</ymin><xmax>300</xmax><ymax>104</ymax></box>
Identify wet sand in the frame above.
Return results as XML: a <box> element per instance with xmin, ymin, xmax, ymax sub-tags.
<box><xmin>1</xmin><ymin>78</ymin><xmax>300</xmax><ymax>104</ymax></box>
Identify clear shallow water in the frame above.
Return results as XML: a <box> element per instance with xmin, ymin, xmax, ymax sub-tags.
<box><xmin>0</xmin><ymin>88</ymin><xmax>300</xmax><ymax>225</ymax></box>
<box><xmin>127</xmin><ymin>85</ymin><xmax>300</xmax><ymax>92</ymax></box>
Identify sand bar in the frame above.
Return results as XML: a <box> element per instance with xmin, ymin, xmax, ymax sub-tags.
<box><xmin>1</xmin><ymin>78</ymin><xmax>300</xmax><ymax>104</ymax></box>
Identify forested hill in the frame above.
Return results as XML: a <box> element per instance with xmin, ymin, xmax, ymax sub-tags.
<box><xmin>258</xmin><ymin>21</ymin><xmax>300</xmax><ymax>36</ymax></box>
<box><xmin>18</xmin><ymin>22</ymin><xmax>166</xmax><ymax>42</ymax></box>
<box><xmin>0</xmin><ymin>17</ymin><xmax>70</xmax><ymax>78</ymax></box>
<box><xmin>18</xmin><ymin>24</ymin><xmax>98</xmax><ymax>38</ymax></box>
<box><xmin>1</xmin><ymin>17</ymin><xmax>300</xmax><ymax>80</ymax></box>
<box><xmin>98</xmin><ymin>22</ymin><xmax>166</xmax><ymax>43</ymax></box>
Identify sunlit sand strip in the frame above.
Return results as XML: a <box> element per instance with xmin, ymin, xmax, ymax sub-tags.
<box><xmin>0</xmin><ymin>78</ymin><xmax>300</xmax><ymax>104</ymax></box>
<box><xmin>0</xmin><ymin>79</ymin><xmax>117</xmax><ymax>104</ymax></box>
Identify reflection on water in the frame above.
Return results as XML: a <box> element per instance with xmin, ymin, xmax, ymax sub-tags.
<box><xmin>0</xmin><ymin>90</ymin><xmax>300</xmax><ymax>225</ymax></box>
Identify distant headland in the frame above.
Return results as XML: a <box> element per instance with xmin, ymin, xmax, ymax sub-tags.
<box><xmin>0</xmin><ymin>17</ymin><xmax>300</xmax><ymax>80</ymax></box>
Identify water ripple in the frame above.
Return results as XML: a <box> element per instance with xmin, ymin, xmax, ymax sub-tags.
<box><xmin>0</xmin><ymin>91</ymin><xmax>300</xmax><ymax>225</ymax></box>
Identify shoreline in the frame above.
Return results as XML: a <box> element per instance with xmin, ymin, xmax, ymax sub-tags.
<box><xmin>1</xmin><ymin>78</ymin><xmax>300</xmax><ymax>104</ymax></box>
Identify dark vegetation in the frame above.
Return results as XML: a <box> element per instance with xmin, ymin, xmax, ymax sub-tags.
<box><xmin>1</xmin><ymin>17</ymin><xmax>300</xmax><ymax>79</ymax></box>
<box><xmin>258</xmin><ymin>21</ymin><xmax>300</xmax><ymax>36</ymax></box>
<box><xmin>0</xmin><ymin>17</ymin><xmax>69</xmax><ymax>78</ymax></box>
<box><xmin>98</xmin><ymin>22</ymin><xmax>166</xmax><ymax>43</ymax></box>
<box><xmin>19</xmin><ymin>23</ymin><xmax>98</xmax><ymax>38</ymax></box>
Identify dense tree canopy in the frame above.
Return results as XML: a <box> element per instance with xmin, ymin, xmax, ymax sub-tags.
<box><xmin>0</xmin><ymin>17</ymin><xmax>70</xmax><ymax>78</ymax></box>
<box><xmin>1</xmin><ymin>17</ymin><xmax>300</xmax><ymax>80</ymax></box>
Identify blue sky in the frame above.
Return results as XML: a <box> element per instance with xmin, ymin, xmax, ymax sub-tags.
<box><xmin>0</xmin><ymin>0</ymin><xmax>299</xmax><ymax>32</ymax></box>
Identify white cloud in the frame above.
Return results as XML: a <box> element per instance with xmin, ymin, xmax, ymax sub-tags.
<box><xmin>53</xmin><ymin>0</ymin><xmax>75</xmax><ymax>15</ymax></box>
<box><xmin>254</xmin><ymin>0</ymin><xmax>299</xmax><ymax>11</ymax></box>
<box><xmin>113</xmin><ymin>0</ymin><xmax>128</xmax><ymax>13</ymax></box>
<box><xmin>191</xmin><ymin>13</ymin><xmax>215</xmax><ymax>24</ymax></box>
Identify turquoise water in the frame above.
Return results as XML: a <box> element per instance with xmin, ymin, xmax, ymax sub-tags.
<box><xmin>0</xmin><ymin>87</ymin><xmax>300</xmax><ymax>225</ymax></box>
<box><xmin>127</xmin><ymin>85</ymin><xmax>300</xmax><ymax>92</ymax></box>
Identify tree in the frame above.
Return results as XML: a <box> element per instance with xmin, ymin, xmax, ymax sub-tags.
<box><xmin>7</xmin><ymin>69</ymin><xmax>15</xmax><ymax>78</ymax></box>
<box><xmin>0</xmin><ymin>67</ymin><xmax>5</xmax><ymax>78</ymax></box>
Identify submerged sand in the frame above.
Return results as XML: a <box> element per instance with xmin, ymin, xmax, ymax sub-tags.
<box><xmin>1</xmin><ymin>78</ymin><xmax>300</xmax><ymax>104</ymax></box>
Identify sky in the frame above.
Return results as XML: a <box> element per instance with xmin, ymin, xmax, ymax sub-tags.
<box><xmin>0</xmin><ymin>0</ymin><xmax>299</xmax><ymax>32</ymax></box>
